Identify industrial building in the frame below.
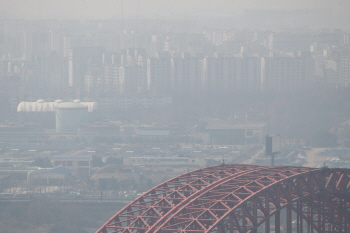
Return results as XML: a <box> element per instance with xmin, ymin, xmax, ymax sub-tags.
<box><xmin>123</xmin><ymin>157</ymin><xmax>206</xmax><ymax>167</ymax></box>
<box><xmin>78</xmin><ymin>121</ymin><xmax>120</xmax><ymax>136</ymax></box>
<box><xmin>51</xmin><ymin>155</ymin><xmax>92</xmax><ymax>178</ymax></box>
<box><xmin>27</xmin><ymin>167</ymin><xmax>72</xmax><ymax>186</ymax></box>
<box><xmin>206</xmin><ymin>123</ymin><xmax>266</xmax><ymax>145</ymax></box>
<box><xmin>0</xmin><ymin>123</ymin><xmax>46</xmax><ymax>143</ymax></box>
<box><xmin>0</xmin><ymin>175</ymin><xmax>11</xmax><ymax>192</ymax></box>
<box><xmin>17</xmin><ymin>99</ymin><xmax>98</xmax><ymax>113</ymax></box>
<box><xmin>55</xmin><ymin>102</ymin><xmax>88</xmax><ymax>133</ymax></box>
<box><xmin>138</xmin><ymin>130</ymin><xmax>170</xmax><ymax>136</ymax></box>
<box><xmin>17</xmin><ymin>99</ymin><xmax>98</xmax><ymax>131</ymax></box>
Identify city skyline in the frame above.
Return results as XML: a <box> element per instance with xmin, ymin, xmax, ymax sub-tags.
<box><xmin>1</xmin><ymin>3</ymin><xmax>350</xmax><ymax>233</ymax></box>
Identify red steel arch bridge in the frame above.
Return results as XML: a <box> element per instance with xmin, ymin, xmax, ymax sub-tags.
<box><xmin>96</xmin><ymin>164</ymin><xmax>350</xmax><ymax>233</ymax></box>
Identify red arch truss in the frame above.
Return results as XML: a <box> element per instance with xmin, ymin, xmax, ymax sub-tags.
<box><xmin>96</xmin><ymin>164</ymin><xmax>350</xmax><ymax>233</ymax></box>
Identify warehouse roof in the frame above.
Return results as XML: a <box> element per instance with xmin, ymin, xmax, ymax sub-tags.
<box><xmin>17</xmin><ymin>100</ymin><xmax>98</xmax><ymax>112</ymax></box>
<box><xmin>52</xmin><ymin>155</ymin><xmax>92</xmax><ymax>159</ymax></box>
<box><xmin>30</xmin><ymin>167</ymin><xmax>72</xmax><ymax>175</ymax></box>
<box><xmin>138</xmin><ymin>130</ymin><xmax>169</xmax><ymax>136</ymax></box>
<box><xmin>206</xmin><ymin>123</ymin><xmax>266</xmax><ymax>130</ymax></box>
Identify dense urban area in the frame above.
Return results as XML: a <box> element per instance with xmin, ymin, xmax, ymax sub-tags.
<box><xmin>1</xmin><ymin>8</ymin><xmax>350</xmax><ymax>233</ymax></box>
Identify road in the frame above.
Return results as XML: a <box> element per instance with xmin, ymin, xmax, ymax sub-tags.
<box><xmin>0</xmin><ymin>195</ymin><xmax>134</xmax><ymax>204</ymax></box>
<box><xmin>304</xmin><ymin>148</ymin><xmax>327</xmax><ymax>167</ymax></box>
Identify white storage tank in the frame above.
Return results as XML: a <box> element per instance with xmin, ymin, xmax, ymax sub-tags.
<box><xmin>55</xmin><ymin>102</ymin><xmax>88</xmax><ymax>133</ymax></box>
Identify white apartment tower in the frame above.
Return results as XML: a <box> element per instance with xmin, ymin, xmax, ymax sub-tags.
<box><xmin>261</xmin><ymin>55</ymin><xmax>314</xmax><ymax>92</ymax></box>
<box><xmin>340</xmin><ymin>54</ymin><xmax>350</xmax><ymax>87</ymax></box>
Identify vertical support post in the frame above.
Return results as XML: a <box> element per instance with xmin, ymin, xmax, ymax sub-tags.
<box><xmin>300</xmin><ymin>200</ymin><xmax>303</xmax><ymax>233</ymax></box>
<box><xmin>310</xmin><ymin>204</ymin><xmax>314</xmax><ymax>233</ymax></box>
<box><xmin>265</xmin><ymin>191</ymin><xmax>270</xmax><ymax>233</ymax></box>
<box><xmin>275</xmin><ymin>210</ymin><xmax>280</xmax><ymax>233</ymax></box>
<box><xmin>307</xmin><ymin>206</ymin><xmax>311</xmax><ymax>233</ymax></box>
<box><xmin>230</xmin><ymin>213</ymin><xmax>234</xmax><ymax>233</ymax></box>
<box><xmin>287</xmin><ymin>182</ymin><xmax>292</xmax><ymax>233</ymax></box>
<box><xmin>275</xmin><ymin>185</ymin><xmax>280</xmax><ymax>233</ymax></box>
<box><xmin>331</xmin><ymin>202</ymin><xmax>335</xmax><ymax>232</ymax></box>
<box><xmin>320</xmin><ymin>195</ymin><xmax>325</xmax><ymax>233</ymax></box>
<box><xmin>339</xmin><ymin>198</ymin><xmax>343</xmax><ymax>233</ymax></box>
<box><xmin>347</xmin><ymin>201</ymin><xmax>350</xmax><ymax>232</ymax></box>
<box><xmin>297</xmin><ymin>201</ymin><xmax>300</xmax><ymax>233</ymax></box>
<box><xmin>297</xmin><ymin>200</ymin><xmax>303</xmax><ymax>233</ymax></box>
<box><xmin>345</xmin><ymin>200</ymin><xmax>350</xmax><ymax>232</ymax></box>
<box><xmin>242</xmin><ymin>204</ymin><xmax>247</xmax><ymax>233</ymax></box>
<box><xmin>252</xmin><ymin>198</ymin><xmax>257</xmax><ymax>233</ymax></box>
<box><xmin>218</xmin><ymin>222</ymin><xmax>224</xmax><ymax>233</ymax></box>
<box><xmin>287</xmin><ymin>204</ymin><xmax>292</xmax><ymax>233</ymax></box>
<box><xmin>271</xmin><ymin>153</ymin><xmax>274</xmax><ymax>166</ymax></box>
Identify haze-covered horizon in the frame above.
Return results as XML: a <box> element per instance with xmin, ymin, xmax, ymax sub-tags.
<box><xmin>2</xmin><ymin>1</ymin><xmax>350</xmax><ymax>233</ymax></box>
<box><xmin>0</xmin><ymin>0</ymin><xmax>349</xmax><ymax>20</ymax></box>
<box><xmin>1</xmin><ymin>0</ymin><xmax>350</xmax><ymax>30</ymax></box>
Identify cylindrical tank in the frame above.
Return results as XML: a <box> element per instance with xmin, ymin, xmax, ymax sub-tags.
<box><xmin>55</xmin><ymin>102</ymin><xmax>88</xmax><ymax>133</ymax></box>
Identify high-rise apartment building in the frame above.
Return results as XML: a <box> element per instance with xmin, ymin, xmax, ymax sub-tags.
<box><xmin>0</xmin><ymin>59</ymin><xmax>5</xmax><ymax>81</ymax></box>
<box><xmin>202</xmin><ymin>56</ymin><xmax>261</xmax><ymax>93</ymax></box>
<box><xmin>268</xmin><ymin>32</ymin><xmax>313</xmax><ymax>52</ymax></box>
<box><xmin>171</xmin><ymin>54</ymin><xmax>202</xmax><ymax>95</ymax></box>
<box><xmin>85</xmin><ymin>64</ymin><xmax>117</xmax><ymax>97</ymax></box>
<box><xmin>339</xmin><ymin>54</ymin><xmax>350</xmax><ymax>87</ymax></box>
<box><xmin>132</xmin><ymin>62</ymin><xmax>147</xmax><ymax>94</ymax></box>
<box><xmin>261</xmin><ymin>55</ymin><xmax>314</xmax><ymax>91</ymax></box>
<box><xmin>70</xmin><ymin>47</ymin><xmax>105</xmax><ymax>96</ymax></box>
<box><xmin>147</xmin><ymin>55</ymin><xmax>172</xmax><ymax>94</ymax></box>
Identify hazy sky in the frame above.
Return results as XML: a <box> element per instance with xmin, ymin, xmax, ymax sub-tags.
<box><xmin>1</xmin><ymin>0</ymin><xmax>349</xmax><ymax>20</ymax></box>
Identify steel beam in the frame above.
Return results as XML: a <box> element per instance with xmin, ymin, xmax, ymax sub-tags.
<box><xmin>96</xmin><ymin>165</ymin><xmax>350</xmax><ymax>233</ymax></box>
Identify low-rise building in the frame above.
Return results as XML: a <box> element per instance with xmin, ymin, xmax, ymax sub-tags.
<box><xmin>0</xmin><ymin>175</ymin><xmax>11</xmax><ymax>192</ymax></box>
<box><xmin>51</xmin><ymin>155</ymin><xmax>92</xmax><ymax>178</ymax></box>
<box><xmin>206</xmin><ymin>123</ymin><xmax>266</xmax><ymax>145</ymax></box>
<box><xmin>123</xmin><ymin>157</ymin><xmax>206</xmax><ymax>168</ymax></box>
<box><xmin>27</xmin><ymin>168</ymin><xmax>72</xmax><ymax>186</ymax></box>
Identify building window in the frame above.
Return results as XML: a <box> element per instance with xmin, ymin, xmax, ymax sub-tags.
<box><xmin>67</xmin><ymin>161</ymin><xmax>73</xmax><ymax>166</ymax></box>
<box><xmin>54</xmin><ymin>161</ymin><xmax>61</xmax><ymax>166</ymax></box>
<box><xmin>78</xmin><ymin>161</ymin><xmax>89</xmax><ymax>166</ymax></box>
<box><xmin>246</xmin><ymin>130</ymin><xmax>253</xmax><ymax>137</ymax></box>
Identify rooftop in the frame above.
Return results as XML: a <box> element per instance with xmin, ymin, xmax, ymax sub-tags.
<box><xmin>138</xmin><ymin>130</ymin><xmax>170</xmax><ymax>136</ymax></box>
<box><xmin>30</xmin><ymin>167</ymin><xmax>72</xmax><ymax>175</ymax></box>
<box><xmin>17</xmin><ymin>100</ymin><xmax>98</xmax><ymax>112</ymax></box>
<box><xmin>52</xmin><ymin>155</ymin><xmax>92</xmax><ymax>159</ymax></box>
<box><xmin>206</xmin><ymin>123</ymin><xmax>266</xmax><ymax>130</ymax></box>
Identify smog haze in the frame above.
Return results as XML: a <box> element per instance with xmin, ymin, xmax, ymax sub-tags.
<box><xmin>1</xmin><ymin>0</ymin><xmax>350</xmax><ymax>233</ymax></box>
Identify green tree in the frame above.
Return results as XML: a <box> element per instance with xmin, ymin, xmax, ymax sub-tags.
<box><xmin>92</xmin><ymin>155</ymin><xmax>105</xmax><ymax>167</ymax></box>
